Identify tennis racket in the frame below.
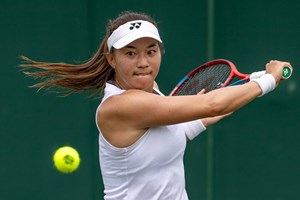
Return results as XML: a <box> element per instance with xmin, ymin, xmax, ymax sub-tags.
<box><xmin>170</xmin><ymin>59</ymin><xmax>292</xmax><ymax>96</ymax></box>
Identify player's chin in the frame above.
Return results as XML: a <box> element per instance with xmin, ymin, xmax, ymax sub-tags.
<box><xmin>133</xmin><ymin>77</ymin><xmax>155</xmax><ymax>91</ymax></box>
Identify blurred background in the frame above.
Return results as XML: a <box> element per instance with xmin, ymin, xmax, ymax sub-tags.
<box><xmin>1</xmin><ymin>0</ymin><xmax>299</xmax><ymax>199</ymax></box>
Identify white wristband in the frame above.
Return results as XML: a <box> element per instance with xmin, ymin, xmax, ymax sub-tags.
<box><xmin>251</xmin><ymin>74</ymin><xmax>276</xmax><ymax>97</ymax></box>
<box><xmin>182</xmin><ymin>120</ymin><xmax>206</xmax><ymax>140</ymax></box>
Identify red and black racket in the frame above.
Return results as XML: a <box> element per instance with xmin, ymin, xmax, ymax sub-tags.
<box><xmin>170</xmin><ymin>59</ymin><xmax>292</xmax><ymax>96</ymax></box>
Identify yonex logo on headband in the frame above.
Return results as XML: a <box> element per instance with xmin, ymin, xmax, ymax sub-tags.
<box><xmin>107</xmin><ymin>20</ymin><xmax>163</xmax><ymax>51</ymax></box>
<box><xmin>129</xmin><ymin>22</ymin><xmax>142</xmax><ymax>30</ymax></box>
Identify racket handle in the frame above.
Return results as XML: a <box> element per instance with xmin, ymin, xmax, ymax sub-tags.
<box><xmin>282</xmin><ymin>66</ymin><xmax>292</xmax><ymax>79</ymax></box>
<box><xmin>250</xmin><ymin>66</ymin><xmax>292</xmax><ymax>80</ymax></box>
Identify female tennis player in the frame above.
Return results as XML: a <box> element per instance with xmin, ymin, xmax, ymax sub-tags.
<box><xmin>21</xmin><ymin>11</ymin><xmax>292</xmax><ymax>200</ymax></box>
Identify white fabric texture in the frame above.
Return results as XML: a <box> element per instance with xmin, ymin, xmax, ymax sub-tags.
<box><xmin>96</xmin><ymin>83</ymin><xmax>189</xmax><ymax>200</ymax></box>
<box><xmin>251</xmin><ymin>74</ymin><xmax>276</xmax><ymax>97</ymax></box>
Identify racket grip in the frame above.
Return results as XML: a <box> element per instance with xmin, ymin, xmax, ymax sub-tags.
<box><xmin>250</xmin><ymin>66</ymin><xmax>292</xmax><ymax>80</ymax></box>
<box><xmin>282</xmin><ymin>66</ymin><xmax>292</xmax><ymax>79</ymax></box>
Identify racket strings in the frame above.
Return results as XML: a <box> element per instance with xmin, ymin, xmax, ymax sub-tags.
<box><xmin>176</xmin><ymin>64</ymin><xmax>232</xmax><ymax>95</ymax></box>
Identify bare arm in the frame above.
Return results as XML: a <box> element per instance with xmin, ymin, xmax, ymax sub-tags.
<box><xmin>100</xmin><ymin>81</ymin><xmax>261</xmax><ymax>129</ymax></box>
<box><xmin>97</xmin><ymin>60</ymin><xmax>292</xmax><ymax>147</ymax></box>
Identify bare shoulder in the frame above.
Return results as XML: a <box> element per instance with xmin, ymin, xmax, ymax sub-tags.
<box><xmin>98</xmin><ymin>89</ymin><xmax>161</xmax><ymax>122</ymax></box>
<box><xmin>96</xmin><ymin>90</ymin><xmax>150</xmax><ymax>148</ymax></box>
<box><xmin>99</xmin><ymin>89</ymin><xmax>149</xmax><ymax>113</ymax></box>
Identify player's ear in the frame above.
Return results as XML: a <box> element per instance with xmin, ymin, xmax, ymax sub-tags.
<box><xmin>106</xmin><ymin>53</ymin><xmax>116</xmax><ymax>69</ymax></box>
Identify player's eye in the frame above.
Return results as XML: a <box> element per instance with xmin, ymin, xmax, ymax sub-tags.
<box><xmin>126</xmin><ymin>51</ymin><xmax>136</xmax><ymax>56</ymax></box>
<box><xmin>148</xmin><ymin>49</ymin><xmax>157</xmax><ymax>55</ymax></box>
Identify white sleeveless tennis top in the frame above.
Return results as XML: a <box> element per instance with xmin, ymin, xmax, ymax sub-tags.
<box><xmin>96</xmin><ymin>83</ymin><xmax>189</xmax><ymax>200</ymax></box>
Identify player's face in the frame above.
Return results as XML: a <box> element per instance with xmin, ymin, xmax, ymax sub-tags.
<box><xmin>107</xmin><ymin>38</ymin><xmax>161</xmax><ymax>92</ymax></box>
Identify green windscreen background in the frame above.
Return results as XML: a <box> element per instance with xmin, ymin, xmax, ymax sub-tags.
<box><xmin>1</xmin><ymin>0</ymin><xmax>299</xmax><ymax>199</ymax></box>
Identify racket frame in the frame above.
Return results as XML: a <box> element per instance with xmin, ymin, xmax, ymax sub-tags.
<box><xmin>170</xmin><ymin>59</ymin><xmax>250</xmax><ymax>95</ymax></box>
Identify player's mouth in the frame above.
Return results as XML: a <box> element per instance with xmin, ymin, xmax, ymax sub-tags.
<box><xmin>134</xmin><ymin>71</ymin><xmax>152</xmax><ymax>76</ymax></box>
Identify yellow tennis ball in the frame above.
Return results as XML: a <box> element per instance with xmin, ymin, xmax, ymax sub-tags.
<box><xmin>53</xmin><ymin>146</ymin><xmax>80</xmax><ymax>173</ymax></box>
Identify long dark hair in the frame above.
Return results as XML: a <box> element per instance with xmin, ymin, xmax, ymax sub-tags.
<box><xmin>20</xmin><ymin>11</ymin><xmax>162</xmax><ymax>97</ymax></box>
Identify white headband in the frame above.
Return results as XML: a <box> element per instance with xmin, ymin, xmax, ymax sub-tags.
<box><xmin>107</xmin><ymin>20</ymin><xmax>162</xmax><ymax>51</ymax></box>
